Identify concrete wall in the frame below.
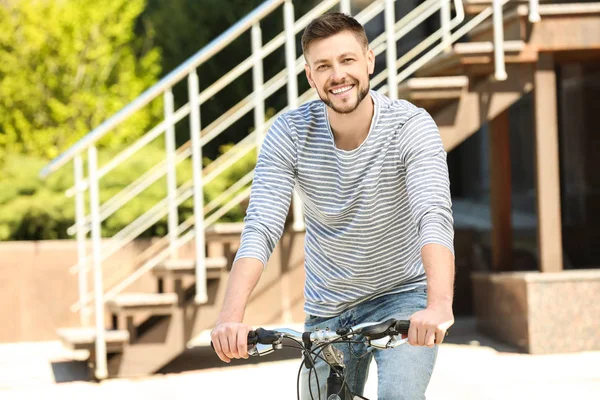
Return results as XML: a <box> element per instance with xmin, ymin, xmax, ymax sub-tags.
<box><xmin>472</xmin><ymin>270</ymin><xmax>600</xmax><ymax>354</ymax></box>
<box><xmin>0</xmin><ymin>239</ymin><xmax>168</xmax><ymax>342</ymax></box>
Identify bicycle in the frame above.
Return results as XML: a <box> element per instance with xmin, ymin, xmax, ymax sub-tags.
<box><xmin>212</xmin><ymin>318</ymin><xmax>411</xmax><ymax>400</ymax></box>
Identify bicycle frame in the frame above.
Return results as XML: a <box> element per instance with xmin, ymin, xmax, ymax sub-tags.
<box><xmin>320</xmin><ymin>343</ymin><xmax>364</xmax><ymax>400</ymax></box>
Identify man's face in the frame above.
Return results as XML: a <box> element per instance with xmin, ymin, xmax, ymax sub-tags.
<box><xmin>304</xmin><ymin>31</ymin><xmax>375</xmax><ymax>114</ymax></box>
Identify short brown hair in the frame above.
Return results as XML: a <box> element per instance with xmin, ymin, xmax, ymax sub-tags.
<box><xmin>301</xmin><ymin>12</ymin><xmax>368</xmax><ymax>57</ymax></box>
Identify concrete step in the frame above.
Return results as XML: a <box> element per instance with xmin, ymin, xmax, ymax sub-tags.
<box><xmin>453</xmin><ymin>40</ymin><xmax>525</xmax><ymax>55</ymax></box>
<box><xmin>463</xmin><ymin>0</ymin><xmax>550</xmax><ymax>15</ymax></box>
<box><xmin>468</xmin><ymin>2</ymin><xmax>600</xmax><ymax>45</ymax></box>
<box><xmin>398</xmin><ymin>76</ymin><xmax>469</xmax><ymax>109</ymax></box>
<box><xmin>416</xmin><ymin>40</ymin><xmax>535</xmax><ymax>78</ymax></box>
<box><xmin>153</xmin><ymin>257</ymin><xmax>228</xmax><ymax>279</ymax></box>
<box><xmin>106</xmin><ymin>293</ymin><xmax>178</xmax><ymax>315</ymax></box>
<box><xmin>56</xmin><ymin>327</ymin><xmax>129</xmax><ymax>352</ymax></box>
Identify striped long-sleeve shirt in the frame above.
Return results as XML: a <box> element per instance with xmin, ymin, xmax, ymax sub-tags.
<box><xmin>234</xmin><ymin>90</ymin><xmax>454</xmax><ymax>317</ymax></box>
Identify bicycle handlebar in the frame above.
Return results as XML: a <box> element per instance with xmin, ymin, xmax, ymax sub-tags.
<box><xmin>210</xmin><ymin>318</ymin><xmax>411</xmax><ymax>356</ymax></box>
<box><xmin>210</xmin><ymin>319</ymin><xmax>415</xmax><ymax>400</ymax></box>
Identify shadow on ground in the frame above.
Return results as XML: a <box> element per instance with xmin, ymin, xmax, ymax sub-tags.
<box><xmin>158</xmin><ymin>338</ymin><xmax>303</xmax><ymax>374</ymax></box>
<box><xmin>51</xmin><ymin>360</ymin><xmax>92</xmax><ymax>383</ymax></box>
<box><xmin>158</xmin><ymin>318</ymin><xmax>524</xmax><ymax>373</ymax></box>
<box><xmin>441</xmin><ymin>317</ymin><xmax>521</xmax><ymax>353</ymax></box>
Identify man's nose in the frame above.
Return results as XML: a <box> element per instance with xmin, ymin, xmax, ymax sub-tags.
<box><xmin>330</xmin><ymin>65</ymin><xmax>347</xmax><ymax>82</ymax></box>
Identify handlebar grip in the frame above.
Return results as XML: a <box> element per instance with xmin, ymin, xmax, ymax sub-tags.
<box><xmin>255</xmin><ymin>327</ymin><xmax>280</xmax><ymax>344</ymax></box>
<box><xmin>247</xmin><ymin>330</ymin><xmax>258</xmax><ymax>345</ymax></box>
<box><xmin>393</xmin><ymin>320</ymin><xmax>410</xmax><ymax>336</ymax></box>
<box><xmin>209</xmin><ymin>330</ymin><xmax>261</xmax><ymax>352</ymax></box>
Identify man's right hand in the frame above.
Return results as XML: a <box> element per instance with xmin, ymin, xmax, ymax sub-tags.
<box><xmin>210</xmin><ymin>322</ymin><xmax>254</xmax><ymax>363</ymax></box>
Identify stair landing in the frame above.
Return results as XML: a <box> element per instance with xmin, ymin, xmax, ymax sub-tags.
<box><xmin>57</xmin><ymin>328</ymin><xmax>129</xmax><ymax>352</ymax></box>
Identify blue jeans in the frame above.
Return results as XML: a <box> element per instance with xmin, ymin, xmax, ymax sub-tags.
<box><xmin>300</xmin><ymin>288</ymin><xmax>437</xmax><ymax>400</ymax></box>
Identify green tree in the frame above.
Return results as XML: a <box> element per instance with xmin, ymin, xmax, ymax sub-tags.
<box><xmin>0</xmin><ymin>0</ymin><xmax>162</xmax><ymax>162</ymax></box>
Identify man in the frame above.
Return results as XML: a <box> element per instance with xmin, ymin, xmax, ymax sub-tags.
<box><xmin>211</xmin><ymin>12</ymin><xmax>455</xmax><ymax>400</ymax></box>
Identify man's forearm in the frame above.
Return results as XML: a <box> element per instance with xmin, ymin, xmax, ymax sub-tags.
<box><xmin>421</xmin><ymin>243</ymin><xmax>455</xmax><ymax>308</ymax></box>
<box><xmin>216</xmin><ymin>257</ymin><xmax>264</xmax><ymax>324</ymax></box>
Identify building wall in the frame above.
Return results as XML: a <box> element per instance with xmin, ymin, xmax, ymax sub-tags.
<box><xmin>0</xmin><ymin>239</ymin><xmax>170</xmax><ymax>342</ymax></box>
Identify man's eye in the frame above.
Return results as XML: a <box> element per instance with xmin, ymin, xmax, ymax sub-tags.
<box><xmin>317</xmin><ymin>65</ymin><xmax>328</xmax><ymax>70</ymax></box>
<box><xmin>343</xmin><ymin>58</ymin><xmax>354</xmax><ymax>63</ymax></box>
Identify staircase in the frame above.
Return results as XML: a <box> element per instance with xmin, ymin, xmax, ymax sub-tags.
<box><xmin>39</xmin><ymin>0</ymin><xmax>600</xmax><ymax>379</ymax></box>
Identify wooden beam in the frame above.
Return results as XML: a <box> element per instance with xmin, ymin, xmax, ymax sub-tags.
<box><xmin>533</xmin><ymin>53</ymin><xmax>563</xmax><ymax>273</ymax></box>
<box><xmin>489</xmin><ymin>110</ymin><xmax>513</xmax><ymax>272</ymax></box>
<box><xmin>438</xmin><ymin>65</ymin><xmax>534</xmax><ymax>151</ymax></box>
<box><xmin>529</xmin><ymin>15</ymin><xmax>600</xmax><ymax>52</ymax></box>
<box><xmin>469</xmin><ymin>4</ymin><xmax>600</xmax><ymax>50</ymax></box>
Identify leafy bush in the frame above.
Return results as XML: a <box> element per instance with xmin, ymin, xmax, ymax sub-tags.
<box><xmin>0</xmin><ymin>154</ymin><xmax>74</xmax><ymax>240</ymax></box>
<box><xmin>0</xmin><ymin>0</ymin><xmax>162</xmax><ymax>162</ymax></box>
<box><xmin>0</xmin><ymin>143</ymin><xmax>256</xmax><ymax>241</ymax></box>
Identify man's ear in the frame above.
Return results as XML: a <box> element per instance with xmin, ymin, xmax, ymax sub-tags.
<box><xmin>305</xmin><ymin>64</ymin><xmax>316</xmax><ymax>88</ymax></box>
<box><xmin>366</xmin><ymin>48</ymin><xmax>375</xmax><ymax>75</ymax></box>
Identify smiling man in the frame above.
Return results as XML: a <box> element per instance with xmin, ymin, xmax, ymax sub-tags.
<box><xmin>211</xmin><ymin>12</ymin><xmax>455</xmax><ymax>400</ymax></box>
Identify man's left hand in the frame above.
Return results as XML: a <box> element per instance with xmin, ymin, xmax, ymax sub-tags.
<box><xmin>405</xmin><ymin>305</ymin><xmax>454</xmax><ymax>347</ymax></box>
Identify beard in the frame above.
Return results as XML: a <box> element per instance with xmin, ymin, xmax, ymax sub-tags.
<box><xmin>318</xmin><ymin>78</ymin><xmax>370</xmax><ymax>115</ymax></box>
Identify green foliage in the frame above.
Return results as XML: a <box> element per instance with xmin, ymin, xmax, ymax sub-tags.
<box><xmin>0</xmin><ymin>0</ymin><xmax>312</xmax><ymax>240</ymax></box>
<box><xmin>0</xmin><ymin>154</ymin><xmax>74</xmax><ymax>240</ymax></box>
<box><xmin>0</xmin><ymin>0</ymin><xmax>162</xmax><ymax>161</ymax></box>
<box><xmin>0</xmin><ymin>144</ymin><xmax>255</xmax><ymax>241</ymax></box>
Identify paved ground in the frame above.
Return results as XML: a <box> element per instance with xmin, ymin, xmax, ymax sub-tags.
<box><xmin>1</xmin><ymin>319</ymin><xmax>599</xmax><ymax>399</ymax></box>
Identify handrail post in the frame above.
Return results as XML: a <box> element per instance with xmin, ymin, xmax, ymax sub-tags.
<box><xmin>340</xmin><ymin>0</ymin><xmax>351</xmax><ymax>15</ymax></box>
<box><xmin>164</xmin><ymin>89</ymin><xmax>179</xmax><ymax>259</ymax></box>
<box><xmin>252</xmin><ymin>23</ymin><xmax>266</xmax><ymax>154</ymax></box>
<box><xmin>284</xmin><ymin>0</ymin><xmax>304</xmax><ymax>231</ymax></box>
<box><xmin>529</xmin><ymin>0</ymin><xmax>541</xmax><ymax>23</ymax></box>
<box><xmin>188</xmin><ymin>72</ymin><xmax>207</xmax><ymax>304</ymax></box>
<box><xmin>74</xmin><ymin>155</ymin><xmax>90</xmax><ymax>327</ymax></box>
<box><xmin>441</xmin><ymin>0</ymin><xmax>452</xmax><ymax>53</ymax></box>
<box><xmin>284</xmin><ymin>0</ymin><xmax>298</xmax><ymax>110</ymax></box>
<box><xmin>88</xmin><ymin>145</ymin><xmax>107</xmax><ymax>380</ymax></box>
<box><xmin>492</xmin><ymin>0</ymin><xmax>507</xmax><ymax>81</ymax></box>
<box><xmin>385</xmin><ymin>0</ymin><xmax>398</xmax><ymax>100</ymax></box>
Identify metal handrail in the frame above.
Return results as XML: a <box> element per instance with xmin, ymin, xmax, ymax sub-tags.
<box><xmin>65</xmin><ymin>37</ymin><xmax>314</xmax><ymax>310</ymax></box>
<box><xmin>370</xmin><ymin>0</ymin><xmax>466</xmax><ymax>89</ymax></box>
<box><xmin>65</xmin><ymin>103</ymin><xmax>191</xmax><ymax>197</ymax></box>
<box><xmin>67</xmin><ymin>148</ymin><xmax>190</xmax><ymax>236</ymax></box>
<box><xmin>44</xmin><ymin>0</ymin><xmax>345</xmax><ymax>182</ymax></box>
<box><xmin>63</xmin><ymin>0</ymin><xmax>344</xmax><ymax>236</ymax></box>
<box><xmin>67</xmin><ymin>130</ymin><xmax>259</xmax><ymax>270</ymax></box>
<box><xmin>65</xmin><ymin>128</ymin><xmax>256</xmax><ymax>236</ymax></box>
<box><xmin>70</xmin><ymin>177</ymin><xmax>254</xmax><ymax>311</ymax></box>
<box><xmin>394</xmin><ymin>0</ymin><xmax>508</xmax><ymax>84</ymax></box>
<box><xmin>70</xmin><ymin>0</ymin><xmax>397</xmax><ymax>309</ymax></box>
<box><xmin>64</xmin><ymin>0</ymin><xmax>341</xmax><ymax>196</ymax></box>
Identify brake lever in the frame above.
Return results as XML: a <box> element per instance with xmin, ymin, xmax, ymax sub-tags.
<box><xmin>247</xmin><ymin>338</ymin><xmax>283</xmax><ymax>356</ymax></box>
<box><xmin>248</xmin><ymin>343</ymin><xmax>273</xmax><ymax>356</ymax></box>
<box><xmin>369</xmin><ymin>335</ymin><xmax>409</xmax><ymax>349</ymax></box>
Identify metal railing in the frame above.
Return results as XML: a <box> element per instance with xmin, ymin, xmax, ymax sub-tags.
<box><xmin>39</xmin><ymin>0</ymin><xmax>543</xmax><ymax>380</ymax></box>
